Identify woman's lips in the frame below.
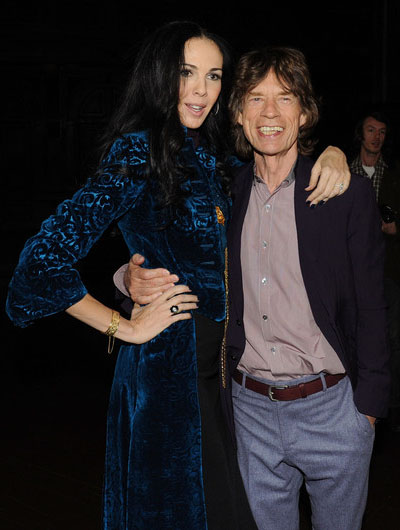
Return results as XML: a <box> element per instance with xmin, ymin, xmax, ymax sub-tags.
<box><xmin>185</xmin><ymin>103</ymin><xmax>206</xmax><ymax>115</ymax></box>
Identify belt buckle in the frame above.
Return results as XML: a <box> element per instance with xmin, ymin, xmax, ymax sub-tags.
<box><xmin>268</xmin><ymin>384</ymin><xmax>289</xmax><ymax>401</ymax></box>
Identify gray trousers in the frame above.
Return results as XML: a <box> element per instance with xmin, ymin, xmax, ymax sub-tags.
<box><xmin>232</xmin><ymin>374</ymin><xmax>375</xmax><ymax>530</ymax></box>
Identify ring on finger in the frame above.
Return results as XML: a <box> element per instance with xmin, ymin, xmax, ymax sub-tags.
<box><xmin>335</xmin><ymin>183</ymin><xmax>344</xmax><ymax>193</ymax></box>
<box><xmin>170</xmin><ymin>305</ymin><xmax>179</xmax><ymax>314</ymax></box>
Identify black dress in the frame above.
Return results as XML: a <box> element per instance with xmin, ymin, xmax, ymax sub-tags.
<box><xmin>194</xmin><ymin>313</ymin><xmax>258</xmax><ymax>529</ymax></box>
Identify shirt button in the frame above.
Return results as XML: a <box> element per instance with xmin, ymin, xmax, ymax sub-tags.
<box><xmin>271</xmin><ymin>347</ymin><xmax>276</xmax><ymax>354</ymax></box>
<box><xmin>262</xmin><ymin>240</ymin><xmax>268</xmax><ymax>248</ymax></box>
<box><xmin>265</xmin><ymin>204</ymin><xmax>271</xmax><ymax>211</ymax></box>
<box><xmin>262</xmin><ymin>315</ymin><xmax>268</xmax><ymax>320</ymax></box>
<box><xmin>261</xmin><ymin>277</ymin><xmax>267</xmax><ymax>285</ymax></box>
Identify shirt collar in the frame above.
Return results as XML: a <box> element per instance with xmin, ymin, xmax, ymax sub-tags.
<box><xmin>253</xmin><ymin>160</ymin><xmax>296</xmax><ymax>189</ymax></box>
<box><xmin>351</xmin><ymin>153</ymin><xmax>388</xmax><ymax>172</ymax></box>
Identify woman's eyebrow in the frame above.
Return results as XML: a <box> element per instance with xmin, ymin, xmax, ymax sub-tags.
<box><xmin>182</xmin><ymin>62</ymin><xmax>223</xmax><ymax>72</ymax></box>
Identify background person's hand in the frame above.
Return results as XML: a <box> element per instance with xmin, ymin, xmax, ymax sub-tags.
<box><xmin>382</xmin><ymin>221</ymin><xmax>397</xmax><ymax>235</ymax></box>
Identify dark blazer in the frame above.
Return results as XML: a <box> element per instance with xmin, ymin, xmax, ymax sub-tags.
<box><xmin>222</xmin><ymin>155</ymin><xmax>390</xmax><ymax>436</ymax></box>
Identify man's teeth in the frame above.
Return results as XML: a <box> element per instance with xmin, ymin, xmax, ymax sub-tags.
<box><xmin>190</xmin><ymin>105</ymin><xmax>203</xmax><ymax>111</ymax></box>
<box><xmin>259</xmin><ymin>126</ymin><xmax>283</xmax><ymax>135</ymax></box>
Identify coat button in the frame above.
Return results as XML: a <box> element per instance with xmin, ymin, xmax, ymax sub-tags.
<box><xmin>236</xmin><ymin>319</ymin><xmax>242</xmax><ymax>326</ymax></box>
<box><xmin>230</xmin><ymin>354</ymin><xmax>237</xmax><ymax>360</ymax></box>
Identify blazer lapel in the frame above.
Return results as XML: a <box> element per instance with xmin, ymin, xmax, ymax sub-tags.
<box><xmin>294</xmin><ymin>156</ymin><xmax>335</xmax><ymax>327</ymax></box>
<box><xmin>228</xmin><ymin>163</ymin><xmax>253</xmax><ymax>319</ymax></box>
<box><xmin>294</xmin><ymin>156</ymin><xmax>321</xmax><ymax>266</ymax></box>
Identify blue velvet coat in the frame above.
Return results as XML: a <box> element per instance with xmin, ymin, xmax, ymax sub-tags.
<box><xmin>6</xmin><ymin>131</ymin><xmax>231</xmax><ymax>529</ymax></box>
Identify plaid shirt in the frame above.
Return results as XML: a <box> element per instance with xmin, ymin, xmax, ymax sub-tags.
<box><xmin>349</xmin><ymin>154</ymin><xmax>388</xmax><ymax>202</ymax></box>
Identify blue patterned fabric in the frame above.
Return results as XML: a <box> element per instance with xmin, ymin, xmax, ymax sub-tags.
<box><xmin>6</xmin><ymin>130</ymin><xmax>231</xmax><ymax>529</ymax></box>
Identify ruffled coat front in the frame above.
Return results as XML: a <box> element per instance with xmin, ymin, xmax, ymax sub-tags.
<box><xmin>6</xmin><ymin>131</ymin><xmax>230</xmax><ymax>529</ymax></box>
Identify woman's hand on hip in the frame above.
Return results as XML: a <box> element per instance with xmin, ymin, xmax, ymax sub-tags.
<box><xmin>127</xmin><ymin>284</ymin><xmax>198</xmax><ymax>344</ymax></box>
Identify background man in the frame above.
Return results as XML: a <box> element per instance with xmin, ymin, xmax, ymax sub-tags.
<box><xmin>349</xmin><ymin>111</ymin><xmax>400</xmax><ymax>432</ymax></box>
<box><xmin>222</xmin><ymin>47</ymin><xmax>389</xmax><ymax>529</ymax></box>
<box><xmin>349</xmin><ymin>112</ymin><xmax>389</xmax><ymax>201</ymax></box>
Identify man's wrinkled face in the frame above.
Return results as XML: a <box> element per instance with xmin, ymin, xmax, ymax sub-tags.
<box><xmin>362</xmin><ymin>116</ymin><xmax>386</xmax><ymax>155</ymax></box>
<box><xmin>237</xmin><ymin>70</ymin><xmax>306</xmax><ymax>159</ymax></box>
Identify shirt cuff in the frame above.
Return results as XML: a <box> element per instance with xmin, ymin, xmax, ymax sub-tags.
<box><xmin>113</xmin><ymin>264</ymin><xmax>130</xmax><ymax>297</ymax></box>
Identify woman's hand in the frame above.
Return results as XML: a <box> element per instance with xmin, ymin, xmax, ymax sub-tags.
<box><xmin>66</xmin><ymin>286</ymin><xmax>198</xmax><ymax>348</ymax></box>
<box><xmin>127</xmin><ymin>284</ymin><xmax>198</xmax><ymax>344</ymax></box>
<box><xmin>306</xmin><ymin>146</ymin><xmax>351</xmax><ymax>205</ymax></box>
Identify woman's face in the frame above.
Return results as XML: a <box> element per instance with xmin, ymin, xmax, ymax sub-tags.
<box><xmin>178</xmin><ymin>37</ymin><xmax>223</xmax><ymax>129</ymax></box>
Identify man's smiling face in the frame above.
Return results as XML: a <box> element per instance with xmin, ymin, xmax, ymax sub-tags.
<box><xmin>237</xmin><ymin>70</ymin><xmax>306</xmax><ymax>160</ymax></box>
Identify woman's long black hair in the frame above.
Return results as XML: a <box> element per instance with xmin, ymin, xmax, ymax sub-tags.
<box><xmin>99</xmin><ymin>20</ymin><xmax>234</xmax><ymax>211</ymax></box>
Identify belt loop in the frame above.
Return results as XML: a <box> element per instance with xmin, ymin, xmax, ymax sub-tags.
<box><xmin>320</xmin><ymin>372</ymin><xmax>327</xmax><ymax>391</ymax></box>
<box><xmin>241</xmin><ymin>372</ymin><xmax>247</xmax><ymax>388</ymax></box>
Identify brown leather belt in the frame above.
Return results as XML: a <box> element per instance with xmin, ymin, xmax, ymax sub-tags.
<box><xmin>233</xmin><ymin>369</ymin><xmax>346</xmax><ymax>402</ymax></box>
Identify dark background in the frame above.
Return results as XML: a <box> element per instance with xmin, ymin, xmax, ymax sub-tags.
<box><xmin>1</xmin><ymin>2</ymin><xmax>400</xmax><ymax>528</ymax></box>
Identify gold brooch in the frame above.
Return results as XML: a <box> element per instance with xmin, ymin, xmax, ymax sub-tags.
<box><xmin>215</xmin><ymin>206</ymin><xmax>225</xmax><ymax>225</ymax></box>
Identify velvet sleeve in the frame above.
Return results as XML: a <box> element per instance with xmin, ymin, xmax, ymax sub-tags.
<box><xmin>6</xmin><ymin>135</ymin><xmax>148</xmax><ymax>327</ymax></box>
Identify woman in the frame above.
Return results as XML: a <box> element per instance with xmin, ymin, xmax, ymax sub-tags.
<box><xmin>6</xmin><ymin>21</ymin><xmax>349</xmax><ymax>529</ymax></box>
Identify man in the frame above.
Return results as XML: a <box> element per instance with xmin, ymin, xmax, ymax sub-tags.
<box><xmin>349</xmin><ymin>111</ymin><xmax>397</xmax><ymax>233</ymax></box>
<box><xmin>350</xmin><ymin>111</ymin><xmax>400</xmax><ymax>432</ymax></box>
<box><xmin>116</xmin><ymin>48</ymin><xmax>388</xmax><ymax>529</ymax></box>
<box><xmin>220</xmin><ymin>47</ymin><xmax>389</xmax><ymax>530</ymax></box>
<box><xmin>349</xmin><ymin>113</ymin><xmax>388</xmax><ymax>198</ymax></box>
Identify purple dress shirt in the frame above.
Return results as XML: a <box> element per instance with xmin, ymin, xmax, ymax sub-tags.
<box><xmin>238</xmin><ymin>168</ymin><xmax>345</xmax><ymax>381</ymax></box>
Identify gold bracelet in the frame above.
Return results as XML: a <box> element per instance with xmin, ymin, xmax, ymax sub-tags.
<box><xmin>104</xmin><ymin>310</ymin><xmax>120</xmax><ymax>354</ymax></box>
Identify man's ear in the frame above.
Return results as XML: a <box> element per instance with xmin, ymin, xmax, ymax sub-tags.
<box><xmin>237</xmin><ymin>111</ymin><xmax>243</xmax><ymax>126</ymax></box>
